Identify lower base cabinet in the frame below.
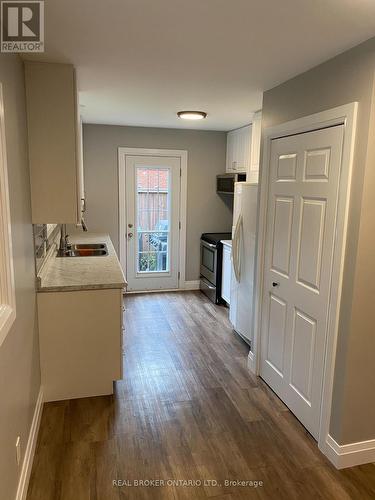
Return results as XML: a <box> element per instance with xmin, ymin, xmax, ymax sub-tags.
<box><xmin>37</xmin><ymin>288</ymin><xmax>123</xmax><ymax>402</ymax></box>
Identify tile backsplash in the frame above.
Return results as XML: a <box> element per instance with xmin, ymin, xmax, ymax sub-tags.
<box><xmin>33</xmin><ymin>224</ymin><xmax>59</xmax><ymax>273</ymax></box>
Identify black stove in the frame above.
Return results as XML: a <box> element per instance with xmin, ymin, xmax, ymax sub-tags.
<box><xmin>201</xmin><ymin>232</ymin><xmax>232</xmax><ymax>246</ymax></box>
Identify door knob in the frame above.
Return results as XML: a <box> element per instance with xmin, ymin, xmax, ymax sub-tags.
<box><xmin>128</xmin><ymin>223</ymin><xmax>133</xmax><ymax>228</ymax></box>
<box><xmin>272</xmin><ymin>282</ymin><xmax>280</xmax><ymax>287</ymax></box>
<box><xmin>128</xmin><ymin>232</ymin><xmax>133</xmax><ymax>239</ymax></box>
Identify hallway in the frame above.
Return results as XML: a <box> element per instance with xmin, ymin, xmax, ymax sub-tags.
<box><xmin>27</xmin><ymin>292</ymin><xmax>375</xmax><ymax>499</ymax></box>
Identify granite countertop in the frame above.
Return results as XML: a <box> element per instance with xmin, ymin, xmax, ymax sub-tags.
<box><xmin>221</xmin><ymin>239</ymin><xmax>232</xmax><ymax>247</ymax></box>
<box><xmin>37</xmin><ymin>233</ymin><xmax>127</xmax><ymax>292</ymax></box>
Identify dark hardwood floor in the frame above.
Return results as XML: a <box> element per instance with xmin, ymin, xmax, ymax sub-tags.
<box><xmin>27</xmin><ymin>291</ymin><xmax>375</xmax><ymax>499</ymax></box>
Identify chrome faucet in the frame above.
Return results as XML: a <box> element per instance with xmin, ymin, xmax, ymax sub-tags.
<box><xmin>81</xmin><ymin>218</ymin><xmax>88</xmax><ymax>232</ymax></box>
<box><xmin>58</xmin><ymin>219</ymin><xmax>88</xmax><ymax>256</ymax></box>
<box><xmin>59</xmin><ymin>224</ymin><xmax>70</xmax><ymax>254</ymax></box>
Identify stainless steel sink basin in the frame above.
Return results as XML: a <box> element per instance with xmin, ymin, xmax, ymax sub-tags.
<box><xmin>68</xmin><ymin>249</ymin><xmax>108</xmax><ymax>257</ymax></box>
<box><xmin>57</xmin><ymin>244</ymin><xmax>108</xmax><ymax>257</ymax></box>
<box><xmin>71</xmin><ymin>243</ymin><xmax>106</xmax><ymax>250</ymax></box>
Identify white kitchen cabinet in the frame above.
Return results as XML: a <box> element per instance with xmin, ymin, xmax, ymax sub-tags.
<box><xmin>226</xmin><ymin>130</ymin><xmax>237</xmax><ymax>172</ymax></box>
<box><xmin>226</xmin><ymin>125</ymin><xmax>252</xmax><ymax>173</ymax></box>
<box><xmin>25</xmin><ymin>61</ymin><xmax>85</xmax><ymax>224</ymax></box>
<box><xmin>37</xmin><ymin>288</ymin><xmax>123</xmax><ymax>402</ymax></box>
<box><xmin>221</xmin><ymin>242</ymin><xmax>232</xmax><ymax>304</ymax></box>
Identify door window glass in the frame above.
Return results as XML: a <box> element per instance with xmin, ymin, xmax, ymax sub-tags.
<box><xmin>136</xmin><ymin>167</ymin><xmax>170</xmax><ymax>273</ymax></box>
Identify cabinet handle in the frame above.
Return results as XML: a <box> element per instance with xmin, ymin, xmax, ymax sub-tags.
<box><xmin>81</xmin><ymin>197</ymin><xmax>86</xmax><ymax>213</ymax></box>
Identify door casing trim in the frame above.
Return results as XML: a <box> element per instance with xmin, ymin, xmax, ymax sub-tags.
<box><xmin>118</xmin><ymin>147</ymin><xmax>187</xmax><ymax>290</ymax></box>
<box><xmin>252</xmin><ymin>103</ymin><xmax>358</xmax><ymax>465</ymax></box>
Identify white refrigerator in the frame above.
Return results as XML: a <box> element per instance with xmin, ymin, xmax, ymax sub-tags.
<box><xmin>229</xmin><ymin>182</ymin><xmax>258</xmax><ymax>346</ymax></box>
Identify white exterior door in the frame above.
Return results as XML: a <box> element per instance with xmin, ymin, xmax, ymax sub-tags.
<box><xmin>260</xmin><ymin>125</ymin><xmax>344</xmax><ymax>439</ymax></box>
<box><xmin>125</xmin><ymin>155</ymin><xmax>181</xmax><ymax>291</ymax></box>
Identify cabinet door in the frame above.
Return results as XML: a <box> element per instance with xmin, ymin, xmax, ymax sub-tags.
<box><xmin>74</xmin><ymin>69</ymin><xmax>85</xmax><ymax>223</ymax></box>
<box><xmin>38</xmin><ymin>288</ymin><xmax>123</xmax><ymax>402</ymax></box>
<box><xmin>231</xmin><ymin>131</ymin><xmax>239</xmax><ymax>171</ymax></box>
<box><xmin>237</xmin><ymin>125</ymin><xmax>252</xmax><ymax>172</ymax></box>
<box><xmin>25</xmin><ymin>62</ymin><xmax>80</xmax><ymax>224</ymax></box>
<box><xmin>243</xmin><ymin>124</ymin><xmax>252</xmax><ymax>172</ymax></box>
<box><xmin>226</xmin><ymin>130</ymin><xmax>235</xmax><ymax>172</ymax></box>
<box><xmin>221</xmin><ymin>245</ymin><xmax>231</xmax><ymax>304</ymax></box>
<box><xmin>236</xmin><ymin>128</ymin><xmax>245</xmax><ymax>170</ymax></box>
<box><xmin>76</xmin><ymin>115</ymin><xmax>85</xmax><ymax>220</ymax></box>
<box><xmin>227</xmin><ymin>126</ymin><xmax>252</xmax><ymax>173</ymax></box>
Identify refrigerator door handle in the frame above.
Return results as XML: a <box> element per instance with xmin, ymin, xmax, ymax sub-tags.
<box><xmin>232</xmin><ymin>220</ymin><xmax>237</xmax><ymax>279</ymax></box>
<box><xmin>232</xmin><ymin>215</ymin><xmax>242</xmax><ymax>282</ymax></box>
<box><xmin>237</xmin><ymin>215</ymin><xmax>243</xmax><ymax>281</ymax></box>
<box><xmin>233</xmin><ymin>217</ymin><xmax>239</xmax><ymax>281</ymax></box>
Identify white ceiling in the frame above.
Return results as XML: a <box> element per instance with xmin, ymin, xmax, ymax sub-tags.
<box><xmin>25</xmin><ymin>0</ymin><xmax>375</xmax><ymax>130</ymax></box>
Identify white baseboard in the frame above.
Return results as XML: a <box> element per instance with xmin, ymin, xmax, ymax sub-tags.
<box><xmin>247</xmin><ymin>351</ymin><xmax>257</xmax><ymax>375</ymax></box>
<box><xmin>15</xmin><ymin>387</ymin><xmax>44</xmax><ymax>500</ymax></box>
<box><xmin>124</xmin><ymin>280</ymin><xmax>200</xmax><ymax>294</ymax></box>
<box><xmin>324</xmin><ymin>433</ymin><xmax>375</xmax><ymax>469</ymax></box>
<box><xmin>183</xmin><ymin>280</ymin><xmax>200</xmax><ymax>290</ymax></box>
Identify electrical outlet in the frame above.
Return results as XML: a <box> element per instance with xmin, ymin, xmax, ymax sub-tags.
<box><xmin>15</xmin><ymin>437</ymin><xmax>21</xmax><ymax>466</ymax></box>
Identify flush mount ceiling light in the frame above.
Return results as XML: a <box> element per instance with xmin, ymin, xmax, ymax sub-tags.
<box><xmin>177</xmin><ymin>111</ymin><xmax>207</xmax><ymax>120</ymax></box>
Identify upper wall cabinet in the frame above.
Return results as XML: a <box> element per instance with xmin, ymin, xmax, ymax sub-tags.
<box><xmin>25</xmin><ymin>62</ymin><xmax>85</xmax><ymax>224</ymax></box>
<box><xmin>226</xmin><ymin>124</ymin><xmax>252</xmax><ymax>173</ymax></box>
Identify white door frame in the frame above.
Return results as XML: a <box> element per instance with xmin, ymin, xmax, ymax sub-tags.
<box><xmin>118</xmin><ymin>147</ymin><xmax>187</xmax><ymax>290</ymax></box>
<box><xmin>0</xmin><ymin>84</ymin><xmax>16</xmax><ymax>346</ymax></box>
<box><xmin>252</xmin><ymin>103</ymin><xmax>358</xmax><ymax>458</ymax></box>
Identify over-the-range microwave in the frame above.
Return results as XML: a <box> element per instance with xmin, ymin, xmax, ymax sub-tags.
<box><xmin>216</xmin><ymin>172</ymin><xmax>246</xmax><ymax>194</ymax></box>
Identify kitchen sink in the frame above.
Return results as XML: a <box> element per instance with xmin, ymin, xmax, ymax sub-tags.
<box><xmin>71</xmin><ymin>243</ymin><xmax>106</xmax><ymax>250</ymax></box>
<box><xmin>57</xmin><ymin>244</ymin><xmax>108</xmax><ymax>257</ymax></box>
<box><xmin>68</xmin><ymin>249</ymin><xmax>108</xmax><ymax>257</ymax></box>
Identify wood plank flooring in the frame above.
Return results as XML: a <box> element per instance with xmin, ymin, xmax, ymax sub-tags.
<box><xmin>27</xmin><ymin>291</ymin><xmax>375</xmax><ymax>499</ymax></box>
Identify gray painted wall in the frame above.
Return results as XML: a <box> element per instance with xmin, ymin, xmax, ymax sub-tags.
<box><xmin>0</xmin><ymin>55</ymin><xmax>41</xmax><ymax>498</ymax></box>
<box><xmin>262</xmin><ymin>37</ymin><xmax>375</xmax><ymax>444</ymax></box>
<box><xmin>82</xmin><ymin>124</ymin><xmax>233</xmax><ymax>281</ymax></box>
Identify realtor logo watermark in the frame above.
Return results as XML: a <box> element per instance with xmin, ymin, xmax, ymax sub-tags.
<box><xmin>1</xmin><ymin>1</ymin><xmax>44</xmax><ymax>52</ymax></box>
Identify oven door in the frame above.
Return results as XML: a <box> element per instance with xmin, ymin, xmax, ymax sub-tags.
<box><xmin>200</xmin><ymin>240</ymin><xmax>217</xmax><ymax>284</ymax></box>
